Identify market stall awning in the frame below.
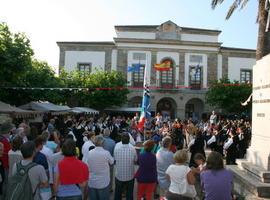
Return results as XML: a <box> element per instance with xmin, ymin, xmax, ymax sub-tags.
<box><xmin>105</xmin><ymin>107</ymin><xmax>143</xmax><ymax>113</ymax></box>
<box><xmin>70</xmin><ymin>107</ymin><xmax>99</xmax><ymax>114</ymax></box>
<box><xmin>0</xmin><ymin>101</ymin><xmax>40</xmax><ymax>118</ymax></box>
<box><xmin>19</xmin><ymin>101</ymin><xmax>70</xmax><ymax>114</ymax></box>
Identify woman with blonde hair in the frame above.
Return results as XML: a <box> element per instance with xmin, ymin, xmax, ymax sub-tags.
<box><xmin>166</xmin><ymin>150</ymin><xmax>196</xmax><ymax>200</ymax></box>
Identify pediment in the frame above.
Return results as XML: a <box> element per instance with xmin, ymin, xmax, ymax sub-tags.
<box><xmin>157</xmin><ymin>20</ymin><xmax>181</xmax><ymax>40</ymax></box>
<box><xmin>158</xmin><ymin>20</ymin><xmax>181</xmax><ymax>33</ymax></box>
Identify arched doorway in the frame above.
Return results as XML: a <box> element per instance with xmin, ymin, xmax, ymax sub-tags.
<box><xmin>185</xmin><ymin>98</ymin><xmax>204</xmax><ymax>121</ymax></box>
<box><xmin>128</xmin><ymin>96</ymin><xmax>142</xmax><ymax>107</ymax></box>
<box><xmin>156</xmin><ymin>98</ymin><xmax>177</xmax><ymax>119</ymax></box>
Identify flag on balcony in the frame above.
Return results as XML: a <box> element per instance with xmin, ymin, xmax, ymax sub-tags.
<box><xmin>137</xmin><ymin>68</ymin><xmax>151</xmax><ymax>130</ymax></box>
<box><xmin>127</xmin><ymin>63</ymin><xmax>141</xmax><ymax>72</ymax></box>
<box><xmin>154</xmin><ymin>60</ymin><xmax>171</xmax><ymax>71</ymax></box>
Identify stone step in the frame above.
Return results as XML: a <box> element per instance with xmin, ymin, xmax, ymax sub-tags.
<box><xmin>227</xmin><ymin>165</ymin><xmax>270</xmax><ymax>198</ymax></box>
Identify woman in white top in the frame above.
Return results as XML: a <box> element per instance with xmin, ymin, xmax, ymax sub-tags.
<box><xmin>8</xmin><ymin>136</ymin><xmax>23</xmax><ymax>177</ymax></box>
<box><xmin>166</xmin><ymin>150</ymin><xmax>197</xmax><ymax>200</ymax></box>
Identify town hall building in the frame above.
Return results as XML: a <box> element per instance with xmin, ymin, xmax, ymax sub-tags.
<box><xmin>57</xmin><ymin>21</ymin><xmax>256</xmax><ymax>120</ymax></box>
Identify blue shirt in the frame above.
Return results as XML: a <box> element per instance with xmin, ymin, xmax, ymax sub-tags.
<box><xmin>156</xmin><ymin>148</ymin><xmax>174</xmax><ymax>189</ymax></box>
<box><xmin>136</xmin><ymin>152</ymin><xmax>157</xmax><ymax>183</ymax></box>
<box><xmin>33</xmin><ymin>151</ymin><xmax>48</xmax><ymax>170</ymax></box>
<box><xmin>201</xmin><ymin>169</ymin><xmax>233</xmax><ymax>200</ymax></box>
<box><xmin>103</xmin><ymin>136</ymin><xmax>115</xmax><ymax>156</ymax></box>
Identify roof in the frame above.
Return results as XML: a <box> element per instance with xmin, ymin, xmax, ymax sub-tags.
<box><xmin>105</xmin><ymin>107</ymin><xmax>142</xmax><ymax>112</ymax></box>
<box><xmin>19</xmin><ymin>101</ymin><xmax>70</xmax><ymax>113</ymax></box>
<box><xmin>0</xmin><ymin>101</ymin><xmax>39</xmax><ymax>117</ymax></box>
<box><xmin>57</xmin><ymin>41</ymin><xmax>115</xmax><ymax>46</ymax></box>
<box><xmin>115</xmin><ymin>24</ymin><xmax>221</xmax><ymax>34</ymax></box>
<box><xmin>70</xmin><ymin>107</ymin><xmax>99</xmax><ymax>114</ymax></box>
<box><xmin>221</xmin><ymin>46</ymin><xmax>256</xmax><ymax>52</ymax></box>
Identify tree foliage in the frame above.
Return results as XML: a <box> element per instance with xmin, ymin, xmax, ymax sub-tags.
<box><xmin>61</xmin><ymin>70</ymin><xmax>129</xmax><ymax>109</ymax></box>
<box><xmin>206</xmin><ymin>78</ymin><xmax>252</xmax><ymax>114</ymax></box>
<box><xmin>0</xmin><ymin>23</ymin><xmax>33</xmax><ymax>86</ymax></box>
<box><xmin>211</xmin><ymin>0</ymin><xmax>270</xmax><ymax>60</ymax></box>
<box><xmin>0</xmin><ymin>22</ymin><xmax>129</xmax><ymax>109</ymax></box>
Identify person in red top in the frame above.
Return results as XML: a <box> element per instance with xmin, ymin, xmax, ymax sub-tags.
<box><xmin>53</xmin><ymin>139</ymin><xmax>89</xmax><ymax>200</ymax></box>
<box><xmin>0</xmin><ymin>121</ymin><xmax>13</xmax><ymax>195</ymax></box>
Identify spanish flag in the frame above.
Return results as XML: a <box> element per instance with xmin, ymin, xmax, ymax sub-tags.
<box><xmin>154</xmin><ymin>60</ymin><xmax>171</xmax><ymax>71</ymax></box>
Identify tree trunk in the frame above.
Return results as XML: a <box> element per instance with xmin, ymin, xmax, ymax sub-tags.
<box><xmin>256</xmin><ymin>0</ymin><xmax>270</xmax><ymax>60</ymax></box>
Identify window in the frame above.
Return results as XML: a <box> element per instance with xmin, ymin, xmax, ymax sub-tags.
<box><xmin>133</xmin><ymin>53</ymin><xmax>146</xmax><ymax>60</ymax></box>
<box><xmin>132</xmin><ymin>64</ymin><xmax>145</xmax><ymax>87</ymax></box>
<box><xmin>161</xmin><ymin>68</ymin><xmax>173</xmax><ymax>88</ymax></box>
<box><xmin>78</xmin><ymin>63</ymin><xmax>91</xmax><ymax>73</ymax></box>
<box><xmin>159</xmin><ymin>58</ymin><xmax>174</xmax><ymax>88</ymax></box>
<box><xmin>240</xmin><ymin>69</ymin><xmax>252</xmax><ymax>83</ymax></box>
<box><xmin>189</xmin><ymin>65</ymin><xmax>202</xmax><ymax>89</ymax></box>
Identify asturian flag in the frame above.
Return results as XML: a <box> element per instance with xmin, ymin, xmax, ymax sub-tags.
<box><xmin>137</xmin><ymin>67</ymin><xmax>151</xmax><ymax>130</ymax></box>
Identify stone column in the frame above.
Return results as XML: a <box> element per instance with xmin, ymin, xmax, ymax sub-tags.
<box><xmin>247</xmin><ymin>55</ymin><xmax>270</xmax><ymax>171</ymax></box>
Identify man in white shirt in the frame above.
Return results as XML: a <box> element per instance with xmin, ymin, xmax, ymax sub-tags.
<box><xmin>86</xmin><ymin>135</ymin><xmax>114</xmax><ymax>200</ymax></box>
<box><xmin>114</xmin><ymin>132</ymin><xmax>136</xmax><ymax>150</ymax></box>
<box><xmin>81</xmin><ymin>132</ymin><xmax>95</xmax><ymax>162</ymax></box>
<box><xmin>114</xmin><ymin>133</ymin><xmax>137</xmax><ymax>200</ymax></box>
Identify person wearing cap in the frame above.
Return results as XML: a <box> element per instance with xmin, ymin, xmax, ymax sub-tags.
<box><xmin>86</xmin><ymin>135</ymin><xmax>114</xmax><ymax>200</ymax></box>
<box><xmin>0</xmin><ymin>121</ymin><xmax>14</xmax><ymax>195</ymax></box>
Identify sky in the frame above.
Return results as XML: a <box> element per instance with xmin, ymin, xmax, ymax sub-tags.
<box><xmin>0</xmin><ymin>0</ymin><xmax>258</xmax><ymax>71</ymax></box>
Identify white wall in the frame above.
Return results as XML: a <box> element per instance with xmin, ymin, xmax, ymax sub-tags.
<box><xmin>116</xmin><ymin>31</ymin><xmax>156</xmax><ymax>39</ymax></box>
<box><xmin>64</xmin><ymin>51</ymin><xmax>105</xmax><ymax>72</ymax></box>
<box><xmin>111</xmin><ymin>49</ymin><xmax>117</xmax><ymax>71</ymax></box>
<box><xmin>156</xmin><ymin>52</ymin><xmax>180</xmax><ymax>86</ymax></box>
<box><xmin>116</xmin><ymin>42</ymin><xmax>219</xmax><ymax>52</ymax></box>
<box><xmin>181</xmin><ymin>33</ymin><xmax>218</xmax><ymax>43</ymax></box>
<box><xmin>228</xmin><ymin>57</ymin><xmax>256</xmax><ymax>82</ymax></box>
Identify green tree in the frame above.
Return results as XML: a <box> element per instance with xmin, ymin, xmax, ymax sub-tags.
<box><xmin>206</xmin><ymin>78</ymin><xmax>252</xmax><ymax>114</ymax></box>
<box><xmin>61</xmin><ymin>70</ymin><xmax>129</xmax><ymax>109</ymax></box>
<box><xmin>211</xmin><ymin>0</ymin><xmax>270</xmax><ymax>60</ymax></box>
<box><xmin>1</xmin><ymin>60</ymin><xmax>66</xmax><ymax>105</ymax></box>
<box><xmin>0</xmin><ymin>23</ymin><xmax>33</xmax><ymax>86</ymax></box>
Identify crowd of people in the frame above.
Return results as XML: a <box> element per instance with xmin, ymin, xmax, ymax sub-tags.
<box><xmin>0</xmin><ymin>111</ymin><xmax>252</xmax><ymax>200</ymax></box>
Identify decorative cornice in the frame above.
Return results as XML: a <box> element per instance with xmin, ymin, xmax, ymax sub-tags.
<box><xmin>114</xmin><ymin>38</ymin><xmax>222</xmax><ymax>48</ymax></box>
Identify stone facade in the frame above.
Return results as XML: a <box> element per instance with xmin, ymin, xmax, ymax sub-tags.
<box><xmin>57</xmin><ymin>21</ymin><xmax>256</xmax><ymax>119</ymax></box>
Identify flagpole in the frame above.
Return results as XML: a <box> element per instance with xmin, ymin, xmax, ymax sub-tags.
<box><xmin>137</xmin><ymin>55</ymin><xmax>150</xmax><ymax>142</ymax></box>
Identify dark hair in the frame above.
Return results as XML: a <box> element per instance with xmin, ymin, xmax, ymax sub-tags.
<box><xmin>143</xmin><ymin>140</ymin><xmax>155</xmax><ymax>152</ymax></box>
<box><xmin>206</xmin><ymin>151</ymin><xmax>224</xmax><ymax>170</ymax></box>
<box><xmin>62</xmin><ymin>139</ymin><xmax>76</xmax><ymax>157</ymax></box>
<box><xmin>34</xmin><ymin>136</ymin><xmax>45</xmax><ymax>148</ymax></box>
<box><xmin>86</xmin><ymin>132</ymin><xmax>95</xmax><ymax>140</ymax></box>
<box><xmin>20</xmin><ymin>141</ymin><xmax>36</xmax><ymax>159</ymax></box>
<box><xmin>66</xmin><ymin>120</ymin><xmax>73</xmax><ymax>128</ymax></box>
<box><xmin>11</xmin><ymin>136</ymin><xmax>23</xmax><ymax>151</ymax></box>
<box><xmin>194</xmin><ymin>153</ymin><xmax>206</xmax><ymax>162</ymax></box>
<box><xmin>66</xmin><ymin>134</ymin><xmax>74</xmax><ymax>140</ymax></box>
<box><xmin>121</xmin><ymin>133</ymin><xmax>130</xmax><ymax>144</ymax></box>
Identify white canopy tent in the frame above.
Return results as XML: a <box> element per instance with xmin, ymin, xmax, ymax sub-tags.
<box><xmin>70</xmin><ymin>107</ymin><xmax>99</xmax><ymax>114</ymax></box>
<box><xmin>19</xmin><ymin>101</ymin><xmax>70</xmax><ymax>115</ymax></box>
